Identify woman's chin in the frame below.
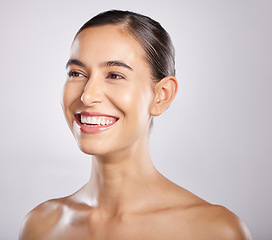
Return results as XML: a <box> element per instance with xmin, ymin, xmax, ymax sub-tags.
<box><xmin>77</xmin><ymin>143</ymin><xmax>103</xmax><ymax>156</ymax></box>
<box><xmin>76</xmin><ymin>140</ymin><xmax>114</xmax><ymax>157</ymax></box>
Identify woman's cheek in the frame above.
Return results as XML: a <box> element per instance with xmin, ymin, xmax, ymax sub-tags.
<box><xmin>122</xmin><ymin>90</ymin><xmax>135</xmax><ymax>108</ymax></box>
<box><xmin>61</xmin><ymin>81</ymin><xmax>85</xmax><ymax>124</ymax></box>
<box><xmin>107</xmin><ymin>83</ymin><xmax>136</xmax><ymax>109</ymax></box>
<box><xmin>62</xmin><ymin>82</ymin><xmax>84</xmax><ymax>107</ymax></box>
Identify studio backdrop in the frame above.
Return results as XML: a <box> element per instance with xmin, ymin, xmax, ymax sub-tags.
<box><xmin>0</xmin><ymin>0</ymin><xmax>271</xmax><ymax>239</ymax></box>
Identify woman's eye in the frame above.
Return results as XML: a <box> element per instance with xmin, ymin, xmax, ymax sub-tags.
<box><xmin>107</xmin><ymin>73</ymin><xmax>124</xmax><ymax>79</ymax></box>
<box><xmin>68</xmin><ymin>71</ymin><xmax>85</xmax><ymax>78</ymax></box>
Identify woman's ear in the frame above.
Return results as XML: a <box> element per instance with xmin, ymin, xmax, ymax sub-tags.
<box><xmin>149</xmin><ymin>75</ymin><xmax>178</xmax><ymax>116</ymax></box>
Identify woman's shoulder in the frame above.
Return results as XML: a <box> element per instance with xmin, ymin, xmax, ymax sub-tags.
<box><xmin>166</xmin><ymin>186</ymin><xmax>252</xmax><ymax>240</ymax></box>
<box><xmin>19</xmin><ymin>198</ymin><xmax>67</xmax><ymax>240</ymax></box>
<box><xmin>156</xmin><ymin>180</ymin><xmax>252</xmax><ymax>239</ymax></box>
<box><xmin>189</xmin><ymin>204</ymin><xmax>252</xmax><ymax>240</ymax></box>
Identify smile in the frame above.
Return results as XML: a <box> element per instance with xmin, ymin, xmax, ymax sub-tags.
<box><xmin>81</xmin><ymin>115</ymin><xmax>116</xmax><ymax>126</ymax></box>
<box><xmin>74</xmin><ymin>112</ymin><xmax>119</xmax><ymax>134</ymax></box>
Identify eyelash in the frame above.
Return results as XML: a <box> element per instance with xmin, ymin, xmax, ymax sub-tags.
<box><xmin>68</xmin><ymin>70</ymin><xmax>85</xmax><ymax>78</ymax></box>
<box><xmin>107</xmin><ymin>72</ymin><xmax>124</xmax><ymax>80</ymax></box>
<box><xmin>67</xmin><ymin>70</ymin><xmax>125</xmax><ymax>80</ymax></box>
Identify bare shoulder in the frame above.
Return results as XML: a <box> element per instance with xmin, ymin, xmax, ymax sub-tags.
<box><xmin>169</xmin><ymin>190</ymin><xmax>253</xmax><ymax>240</ymax></box>
<box><xmin>191</xmin><ymin>204</ymin><xmax>252</xmax><ymax>240</ymax></box>
<box><xmin>19</xmin><ymin>198</ymin><xmax>64</xmax><ymax>240</ymax></box>
<box><xmin>160</xmin><ymin>182</ymin><xmax>252</xmax><ymax>240</ymax></box>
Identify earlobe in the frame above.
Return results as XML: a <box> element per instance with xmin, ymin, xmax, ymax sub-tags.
<box><xmin>150</xmin><ymin>75</ymin><xmax>178</xmax><ymax>116</ymax></box>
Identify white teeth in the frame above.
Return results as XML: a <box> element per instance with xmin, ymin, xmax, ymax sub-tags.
<box><xmin>91</xmin><ymin>117</ymin><xmax>96</xmax><ymax>124</ymax></box>
<box><xmin>82</xmin><ymin>116</ymin><xmax>87</xmax><ymax>123</ymax></box>
<box><xmin>80</xmin><ymin>115</ymin><xmax>116</xmax><ymax>126</ymax></box>
<box><xmin>86</xmin><ymin>116</ymin><xmax>91</xmax><ymax>124</ymax></box>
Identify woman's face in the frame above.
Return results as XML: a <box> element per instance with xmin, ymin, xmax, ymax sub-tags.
<box><xmin>62</xmin><ymin>25</ymin><xmax>156</xmax><ymax>156</ymax></box>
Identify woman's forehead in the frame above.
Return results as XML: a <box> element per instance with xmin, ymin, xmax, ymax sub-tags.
<box><xmin>71</xmin><ymin>25</ymin><xmax>145</xmax><ymax>62</ymax></box>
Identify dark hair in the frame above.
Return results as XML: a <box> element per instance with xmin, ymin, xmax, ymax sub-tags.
<box><xmin>75</xmin><ymin>10</ymin><xmax>175</xmax><ymax>81</ymax></box>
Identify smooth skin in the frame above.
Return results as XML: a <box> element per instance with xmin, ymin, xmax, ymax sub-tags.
<box><xmin>19</xmin><ymin>25</ymin><xmax>252</xmax><ymax>240</ymax></box>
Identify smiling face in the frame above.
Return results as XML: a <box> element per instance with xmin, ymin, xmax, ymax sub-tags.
<box><xmin>61</xmin><ymin>25</ymin><xmax>156</xmax><ymax>156</ymax></box>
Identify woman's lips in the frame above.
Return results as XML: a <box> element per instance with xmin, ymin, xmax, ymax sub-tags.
<box><xmin>74</xmin><ymin>112</ymin><xmax>119</xmax><ymax>134</ymax></box>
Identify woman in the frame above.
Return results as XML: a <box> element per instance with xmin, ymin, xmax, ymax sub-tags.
<box><xmin>19</xmin><ymin>10</ymin><xmax>252</xmax><ymax>239</ymax></box>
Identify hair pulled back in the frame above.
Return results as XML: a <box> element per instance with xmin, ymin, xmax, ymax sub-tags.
<box><xmin>76</xmin><ymin>10</ymin><xmax>175</xmax><ymax>81</ymax></box>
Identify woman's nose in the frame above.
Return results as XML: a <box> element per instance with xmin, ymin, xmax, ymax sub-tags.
<box><xmin>81</xmin><ymin>78</ymin><xmax>104</xmax><ymax>106</ymax></box>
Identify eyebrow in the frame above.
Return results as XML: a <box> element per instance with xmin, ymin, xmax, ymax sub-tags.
<box><xmin>100</xmin><ymin>60</ymin><xmax>133</xmax><ymax>71</ymax></box>
<box><xmin>65</xmin><ymin>59</ymin><xmax>85</xmax><ymax>69</ymax></box>
<box><xmin>65</xmin><ymin>59</ymin><xmax>133</xmax><ymax>71</ymax></box>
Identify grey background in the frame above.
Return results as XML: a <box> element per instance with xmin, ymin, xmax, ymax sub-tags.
<box><xmin>0</xmin><ymin>0</ymin><xmax>271</xmax><ymax>239</ymax></box>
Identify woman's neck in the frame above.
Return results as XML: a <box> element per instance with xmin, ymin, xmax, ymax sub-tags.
<box><xmin>78</xmin><ymin>138</ymin><xmax>162</xmax><ymax>217</ymax></box>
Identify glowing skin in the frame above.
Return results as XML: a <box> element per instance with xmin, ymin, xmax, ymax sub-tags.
<box><xmin>62</xmin><ymin>25</ymin><xmax>155</xmax><ymax>157</ymax></box>
<box><xmin>19</xmin><ymin>25</ymin><xmax>252</xmax><ymax>240</ymax></box>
